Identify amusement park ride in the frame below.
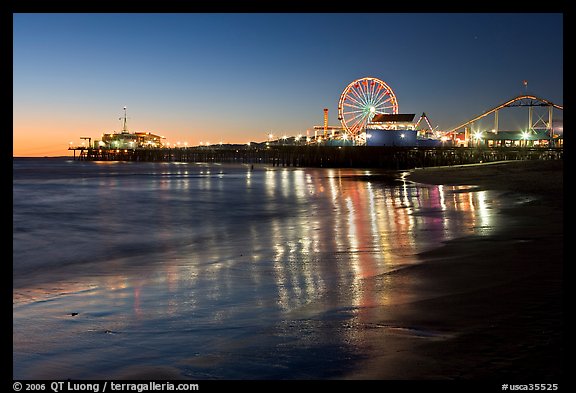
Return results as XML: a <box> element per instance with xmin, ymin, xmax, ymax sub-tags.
<box><xmin>337</xmin><ymin>77</ymin><xmax>399</xmax><ymax>137</ymax></box>
<box><xmin>322</xmin><ymin>76</ymin><xmax>443</xmax><ymax>145</ymax></box>
<box><xmin>315</xmin><ymin>76</ymin><xmax>564</xmax><ymax>147</ymax></box>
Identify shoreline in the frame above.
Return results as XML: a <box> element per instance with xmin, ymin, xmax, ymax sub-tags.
<box><xmin>408</xmin><ymin>159</ymin><xmax>563</xmax><ymax>201</ymax></box>
<box><xmin>344</xmin><ymin>159</ymin><xmax>563</xmax><ymax>379</ymax></box>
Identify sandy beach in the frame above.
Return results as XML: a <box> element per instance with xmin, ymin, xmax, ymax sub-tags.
<box><xmin>344</xmin><ymin>159</ymin><xmax>563</xmax><ymax>380</ymax></box>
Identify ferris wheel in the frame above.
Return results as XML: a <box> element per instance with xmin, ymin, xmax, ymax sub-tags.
<box><xmin>338</xmin><ymin>77</ymin><xmax>399</xmax><ymax>137</ymax></box>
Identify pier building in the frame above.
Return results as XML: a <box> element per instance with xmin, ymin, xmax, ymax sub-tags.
<box><xmin>94</xmin><ymin>106</ymin><xmax>165</xmax><ymax>149</ymax></box>
<box><xmin>364</xmin><ymin>113</ymin><xmax>449</xmax><ymax>147</ymax></box>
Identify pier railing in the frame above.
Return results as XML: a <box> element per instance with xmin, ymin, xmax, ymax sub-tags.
<box><xmin>68</xmin><ymin>146</ymin><xmax>563</xmax><ymax>169</ymax></box>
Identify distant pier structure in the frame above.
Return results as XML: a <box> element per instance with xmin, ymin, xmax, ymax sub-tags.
<box><xmin>73</xmin><ymin>106</ymin><xmax>166</xmax><ymax>151</ymax></box>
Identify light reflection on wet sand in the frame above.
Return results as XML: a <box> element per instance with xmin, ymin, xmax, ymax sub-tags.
<box><xmin>13</xmin><ymin>164</ymin><xmax>500</xmax><ymax>379</ymax></box>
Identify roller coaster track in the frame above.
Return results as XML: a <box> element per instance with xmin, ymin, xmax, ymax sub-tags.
<box><xmin>447</xmin><ymin>95</ymin><xmax>563</xmax><ymax>134</ymax></box>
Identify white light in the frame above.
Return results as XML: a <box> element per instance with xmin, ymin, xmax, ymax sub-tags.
<box><xmin>369</xmin><ymin>106</ymin><xmax>376</xmax><ymax>113</ymax></box>
<box><xmin>400</xmin><ymin>133</ymin><xmax>405</xmax><ymax>138</ymax></box>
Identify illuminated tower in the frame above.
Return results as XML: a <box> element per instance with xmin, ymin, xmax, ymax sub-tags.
<box><xmin>121</xmin><ymin>106</ymin><xmax>128</xmax><ymax>134</ymax></box>
<box><xmin>323</xmin><ymin>108</ymin><xmax>328</xmax><ymax>138</ymax></box>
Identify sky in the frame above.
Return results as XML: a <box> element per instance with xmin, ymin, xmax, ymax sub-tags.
<box><xmin>13</xmin><ymin>13</ymin><xmax>564</xmax><ymax>156</ymax></box>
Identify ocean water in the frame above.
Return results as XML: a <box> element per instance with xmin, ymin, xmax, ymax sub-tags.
<box><xmin>13</xmin><ymin>158</ymin><xmax>501</xmax><ymax>379</ymax></box>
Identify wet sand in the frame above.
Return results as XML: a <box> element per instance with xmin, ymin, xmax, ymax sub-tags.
<box><xmin>345</xmin><ymin>160</ymin><xmax>563</xmax><ymax>379</ymax></box>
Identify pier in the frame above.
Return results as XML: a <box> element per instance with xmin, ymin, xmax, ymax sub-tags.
<box><xmin>68</xmin><ymin>145</ymin><xmax>563</xmax><ymax>169</ymax></box>
<box><xmin>66</xmin><ymin>91</ymin><xmax>563</xmax><ymax>170</ymax></box>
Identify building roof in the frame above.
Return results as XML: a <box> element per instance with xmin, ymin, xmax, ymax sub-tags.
<box><xmin>135</xmin><ymin>132</ymin><xmax>164</xmax><ymax>138</ymax></box>
<box><xmin>370</xmin><ymin>113</ymin><xmax>415</xmax><ymax>123</ymax></box>
<box><xmin>483</xmin><ymin>130</ymin><xmax>550</xmax><ymax>141</ymax></box>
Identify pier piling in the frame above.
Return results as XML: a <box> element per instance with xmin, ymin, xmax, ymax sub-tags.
<box><xmin>69</xmin><ymin>146</ymin><xmax>563</xmax><ymax>169</ymax></box>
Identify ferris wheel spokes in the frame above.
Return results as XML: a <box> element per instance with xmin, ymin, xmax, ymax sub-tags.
<box><xmin>338</xmin><ymin>77</ymin><xmax>399</xmax><ymax>138</ymax></box>
<box><xmin>338</xmin><ymin>77</ymin><xmax>398</xmax><ymax>136</ymax></box>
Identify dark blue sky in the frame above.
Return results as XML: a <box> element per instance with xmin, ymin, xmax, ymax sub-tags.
<box><xmin>13</xmin><ymin>13</ymin><xmax>563</xmax><ymax>154</ymax></box>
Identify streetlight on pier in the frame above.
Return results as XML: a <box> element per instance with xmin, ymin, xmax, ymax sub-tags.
<box><xmin>473</xmin><ymin>131</ymin><xmax>483</xmax><ymax>147</ymax></box>
<box><xmin>521</xmin><ymin>131</ymin><xmax>530</xmax><ymax>148</ymax></box>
